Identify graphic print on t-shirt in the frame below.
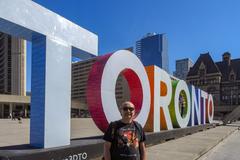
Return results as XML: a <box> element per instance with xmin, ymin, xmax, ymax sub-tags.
<box><xmin>117</xmin><ymin>125</ymin><xmax>139</xmax><ymax>149</ymax></box>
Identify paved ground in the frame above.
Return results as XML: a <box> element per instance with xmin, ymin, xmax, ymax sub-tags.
<box><xmin>0</xmin><ymin>118</ymin><xmax>103</xmax><ymax>147</ymax></box>
<box><xmin>0</xmin><ymin>119</ymin><xmax>239</xmax><ymax>160</ymax></box>
<box><xmin>198</xmin><ymin>122</ymin><xmax>240</xmax><ymax>160</ymax></box>
<box><xmin>147</xmin><ymin>122</ymin><xmax>239</xmax><ymax>160</ymax></box>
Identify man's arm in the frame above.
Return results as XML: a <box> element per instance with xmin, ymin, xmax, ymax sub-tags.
<box><xmin>139</xmin><ymin>142</ymin><xmax>146</xmax><ymax>160</ymax></box>
<box><xmin>104</xmin><ymin>141</ymin><xmax>111</xmax><ymax>160</ymax></box>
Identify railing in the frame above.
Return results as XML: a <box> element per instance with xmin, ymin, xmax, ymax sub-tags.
<box><xmin>215</xmin><ymin>105</ymin><xmax>239</xmax><ymax>112</ymax></box>
<box><xmin>222</xmin><ymin>105</ymin><xmax>240</xmax><ymax>125</ymax></box>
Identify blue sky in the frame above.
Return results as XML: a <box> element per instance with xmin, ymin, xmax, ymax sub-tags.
<box><xmin>27</xmin><ymin>0</ymin><xmax>240</xmax><ymax>91</ymax></box>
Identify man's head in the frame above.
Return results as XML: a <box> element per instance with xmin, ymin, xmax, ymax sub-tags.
<box><xmin>120</xmin><ymin>101</ymin><xmax>135</xmax><ymax>122</ymax></box>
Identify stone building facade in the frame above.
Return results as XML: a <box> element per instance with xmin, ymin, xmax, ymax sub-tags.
<box><xmin>186</xmin><ymin>52</ymin><xmax>240</xmax><ymax>116</ymax></box>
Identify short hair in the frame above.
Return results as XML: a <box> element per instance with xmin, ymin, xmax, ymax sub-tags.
<box><xmin>121</xmin><ymin>101</ymin><xmax>135</xmax><ymax>108</ymax></box>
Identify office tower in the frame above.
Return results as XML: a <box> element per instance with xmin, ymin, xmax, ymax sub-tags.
<box><xmin>136</xmin><ymin>33</ymin><xmax>169</xmax><ymax>72</ymax></box>
<box><xmin>174</xmin><ymin>58</ymin><xmax>193</xmax><ymax>80</ymax></box>
<box><xmin>0</xmin><ymin>32</ymin><xmax>26</xmax><ymax>96</ymax></box>
<box><xmin>124</xmin><ymin>47</ymin><xmax>134</xmax><ymax>52</ymax></box>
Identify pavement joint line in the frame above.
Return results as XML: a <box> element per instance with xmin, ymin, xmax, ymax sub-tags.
<box><xmin>198</xmin><ymin>128</ymin><xmax>240</xmax><ymax>160</ymax></box>
<box><xmin>194</xmin><ymin>125</ymin><xmax>238</xmax><ymax>160</ymax></box>
<box><xmin>144</xmin><ymin>125</ymin><xmax>237</xmax><ymax>160</ymax></box>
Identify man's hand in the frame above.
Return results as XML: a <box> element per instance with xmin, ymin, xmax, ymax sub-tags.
<box><xmin>104</xmin><ymin>141</ymin><xmax>111</xmax><ymax>160</ymax></box>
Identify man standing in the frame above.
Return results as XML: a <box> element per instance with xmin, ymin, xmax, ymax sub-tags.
<box><xmin>103</xmin><ymin>101</ymin><xmax>146</xmax><ymax>160</ymax></box>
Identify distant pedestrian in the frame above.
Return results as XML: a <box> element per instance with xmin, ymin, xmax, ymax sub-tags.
<box><xmin>179</xmin><ymin>95</ymin><xmax>184</xmax><ymax>117</ymax></box>
<box><xmin>17</xmin><ymin>113</ymin><xmax>22</xmax><ymax>124</ymax></box>
<box><xmin>18</xmin><ymin>117</ymin><xmax>22</xmax><ymax>123</ymax></box>
<box><xmin>12</xmin><ymin>112</ymin><xmax>16</xmax><ymax>120</ymax></box>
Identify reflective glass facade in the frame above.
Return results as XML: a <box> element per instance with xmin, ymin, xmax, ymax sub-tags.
<box><xmin>136</xmin><ymin>33</ymin><xmax>169</xmax><ymax>73</ymax></box>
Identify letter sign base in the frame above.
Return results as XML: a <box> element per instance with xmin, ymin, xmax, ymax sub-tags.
<box><xmin>0</xmin><ymin>124</ymin><xmax>215</xmax><ymax>160</ymax></box>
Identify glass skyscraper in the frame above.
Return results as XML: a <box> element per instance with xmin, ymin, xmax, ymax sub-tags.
<box><xmin>173</xmin><ymin>58</ymin><xmax>193</xmax><ymax>80</ymax></box>
<box><xmin>136</xmin><ymin>33</ymin><xmax>169</xmax><ymax>72</ymax></box>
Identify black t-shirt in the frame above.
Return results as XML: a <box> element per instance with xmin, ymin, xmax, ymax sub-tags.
<box><xmin>103</xmin><ymin>120</ymin><xmax>146</xmax><ymax>160</ymax></box>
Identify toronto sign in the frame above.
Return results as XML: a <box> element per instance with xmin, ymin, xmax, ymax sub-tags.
<box><xmin>87</xmin><ymin>50</ymin><xmax>214</xmax><ymax>133</ymax></box>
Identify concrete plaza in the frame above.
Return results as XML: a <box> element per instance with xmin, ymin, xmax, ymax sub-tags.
<box><xmin>0</xmin><ymin>118</ymin><xmax>103</xmax><ymax>147</ymax></box>
<box><xmin>0</xmin><ymin>119</ymin><xmax>239</xmax><ymax>160</ymax></box>
<box><xmin>147</xmin><ymin>123</ymin><xmax>239</xmax><ymax>160</ymax></box>
<box><xmin>199</xmin><ymin>122</ymin><xmax>240</xmax><ymax>160</ymax></box>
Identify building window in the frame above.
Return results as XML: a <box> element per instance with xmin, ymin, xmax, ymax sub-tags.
<box><xmin>230</xmin><ymin>74</ymin><xmax>235</xmax><ymax>81</ymax></box>
<box><xmin>199</xmin><ymin>69</ymin><xmax>205</xmax><ymax>77</ymax></box>
<box><xmin>199</xmin><ymin>62</ymin><xmax>206</xmax><ymax>78</ymax></box>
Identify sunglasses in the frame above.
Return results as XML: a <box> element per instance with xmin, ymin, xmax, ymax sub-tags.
<box><xmin>122</xmin><ymin>107</ymin><xmax>135</xmax><ymax>112</ymax></box>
